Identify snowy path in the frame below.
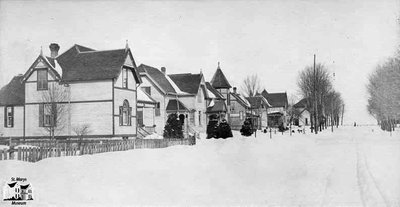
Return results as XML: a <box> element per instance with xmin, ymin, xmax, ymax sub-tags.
<box><xmin>0</xmin><ymin>126</ymin><xmax>399</xmax><ymax>206</ymax></box>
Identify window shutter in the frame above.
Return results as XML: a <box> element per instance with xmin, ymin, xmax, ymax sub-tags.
<box><xmin>129</xmin><ymin>107</ymin><xmax>132</xmax><ymax>125</ymax></box>
<box><xmin>10</xmin><ymin>107</ymin><xmax>14</xmax><ymax>127</ymax></box>
<box><xmin>119</xmin><ymin>106</ymin><xmax>123</xmax><ymax>126</ymax></box>
<box><xmin>3</xmin><ymin>107</ymin><xmax>6</xmax><ymax>127</ymax></box>
<box><xmin>52</xmin><ymin>103</ymin><xmax>57</xmax><ymax>127</ymax></box>
<box><xmin>39</xmin><ymin>104</ymin><xmax>44</xmax><ymax>127</ymax></box>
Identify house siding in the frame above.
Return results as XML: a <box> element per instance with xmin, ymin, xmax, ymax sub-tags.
<box><xmin>139</xmin><ymin>75</ymin><xmax>169</xmax><ymax>134</ymax></box>
<box><xmin>113</xmin><ymin>68</ymin><xmax>137</xmax><ymax>137</ymax></box>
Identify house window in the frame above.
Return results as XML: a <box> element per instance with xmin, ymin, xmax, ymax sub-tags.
<box><xmin>197</xmin><ymin>90</ymin><xmax>202</xmax><ymax>103</ymax></box>
<box><xmin>122</xmin><ymin>68</ymin><xmax>128</xmax><ymax>88</ymax></box>
<box><xmin>119</xmin><ymin>100</ymin><xmax>132</xmax><ymax>126</ymax></box>
<box><xmin>39</xmin><ymin>104</ymin><xmax>56</xmax><ymax>127</ymax></box>
<box><xmin>305</xmin><ymin>118</ymin><xmax>308</xmax><ymax>125</ymax></box>
<box><xmin>37</xmin><ymin>69</ymin><xmax>48</xmax><ymax>90</ymax></box>
<box><xmin>190</xmin><ymin>112</ymin><xmax>195</xmax><ymax>125</ymax></box>
<box><xmin>143</xmin><ymin>87</ymin><xmax>151</xmax><ymax>95</ymax></box>
<box><xmin>137</xmin><ymin>109</ymin><xmax>143</xmax><ymax>127</ymax></box>
<box><xmin>4</xmin><ymin>106</ymin><xmax>13</xmax><ymax>128</ymax></box>
<box><xmin>155</xmin><ymin>102</ymin><xmax>160</xmax><ymax>116</ymax></box>
<box><xmin>198</xmin><ymin>111</ymin><xmax>202</xmax><ymax>125</ymax></box>
<box><xmin>239</xmin><ymin>111</ymin><xmax>244</xmax><ymax>120</ymax></box>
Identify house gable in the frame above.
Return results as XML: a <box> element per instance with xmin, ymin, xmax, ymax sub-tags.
<box><xmin>23</xmin><ymin>55</ymin><xmax>60</xmax><ymax>82</ymax></box>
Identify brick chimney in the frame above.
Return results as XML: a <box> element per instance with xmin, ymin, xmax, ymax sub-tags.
<box><xmin>233</xmin><ymin>87</ymin><xmax>237</xmax><ymax>94</ymax></box>
<box><xmin>161</xmin><ymin>67</ymin><xmax>166</xmax><ymax>74</ymax></box>
<box><xmin>49</xmin><ymin>43</ymin><xmax>60</xmax><ymax>58</ymax></box>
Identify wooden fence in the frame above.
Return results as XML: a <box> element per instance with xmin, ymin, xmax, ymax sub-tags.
<box><xmin>0</xmin><ymin>136</ymin><xmax>196</xmax><ymax>163</ymax></box>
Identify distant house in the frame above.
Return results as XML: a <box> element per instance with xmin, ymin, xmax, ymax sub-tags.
<box><xmin>293</xmin><ymin>98</ymin><xmax>311</xmax><ymax>127</ymax></box>
<box><xmin>246</xmin><ymin>95</ymin><xmax>271</xmax><ymax>129</ymax></box>
<box><xmin>261</xmin><ymin>90</ymin><xmax>288</xmax><ymax>127</ymax></box>
<box><xmin>205</xmin><ymin>82</ymin><xmax>227</xmax><ymax>122</ymax></box>
<box><xmin>209</xmin><ymin>63</ymin><xmax>232</xmax><ymax>123</ymax></box>
<box><xmin>137</xmin><ymin>64</ymin><xmax>192</xmax><ymax>134</ymax></box>
<box><xmin>0</xmin><ymin>43</ymin><xmax>142</xmax><ymax>139</ymax></box>
<box><xmin>168</xmin><ymin>72</ymin><xmax>209</xmax><ymax>132</ymax></box>
<box><xmin>230</xmin><ymin>88</ymin><xmax>251</xmax><ymax>129</ymax></box>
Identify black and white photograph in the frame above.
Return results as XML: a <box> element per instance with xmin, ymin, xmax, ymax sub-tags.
<box><xmin>0</xmin><ymin>0</ymin><xmax>399</xmax><ymax>206</ymax></box>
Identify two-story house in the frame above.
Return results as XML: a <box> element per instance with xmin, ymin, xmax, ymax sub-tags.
<box><xmin>0</xmin><ymin>43</ymin><xmax>142</xmax><ymax>139</ymax></box>
<box><xmin>293</xmin><ymin>98</ymin><xmax>311</xmax><ymax>127</ymax></box>
<box><xmin>136</xmin><ymin>64</ymin><xmax>191</xmax><ymax>134</ymax></box>
<box><xmin>246</xmin><ymin>95</ymin><xmax>271</xmax><ymax>129</ymax></box>
<box><xmin>230</xmin><ymin>87</ymin><xmax>251</xmax><ymax>130</ymax></box>
<box><xmin>168</xmin><ymin>72</ymin><xmax>208</xmax><ymax>132</ymax></box>
<box><xmin>261</xmin><ymin>89</ymin><xmax>288</xmax><ymax>127</ymax></box>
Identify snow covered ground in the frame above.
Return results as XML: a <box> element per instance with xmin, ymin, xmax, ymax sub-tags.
<box><xmin>0</xmin><ymin>126</ymin><xmax>399</xmax><ymax>206</ymax></box>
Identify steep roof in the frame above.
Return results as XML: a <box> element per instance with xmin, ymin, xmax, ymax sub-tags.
<box><xmin>261</xmin><ymin>90</ymin><xmax>288</xmax><ymax>108</ymax></box>
<box><xmin>210</xmin><ymin>66</ymin><xmax>231</xmax><ymax>89</ymax></box>
<box><xmin>294</xmin><ymin>98</ymin><xmax>309</xmax><ymax>108</ymax></box>
<box><xmin>0</xmin><ymin>75</ymin><xmax>25</xmax><ymax>106</ymax></box>
<box><xmin>137</xmin><ymin>64</ymin><xmax>177</xmax><ymax>94</ymax></box>
<box><xmin>57</xmin><ymin>44</ymin><xmax>140</xmax><ymax>82</ymax></box>
<box><xmin>168</xmin><ymin>73</ymin><xmax>202</xmax><ymax>95</ymax></box>
<box><xmin>246</xmin><ymin>96</ymin><xmax>271</xmax><ymax>109</ymax></box>
<box><xmin>166</xmin><ymin>99</ymin><xmax>189</xmax><ymax>112</ymax></box>
<box><xmin>231</xmin><ymin>93</ymin><xmax>251</xmax><ymax>108</ymax></box>
<box><xmin>206</xmin><ymin>99</ymin><xmax>227</xmax><ymax>113</ymax></box>
<box><xmin>205</xmin><ymin>82</ymin><xmax>224</xmax><ymax>99</ymax></box>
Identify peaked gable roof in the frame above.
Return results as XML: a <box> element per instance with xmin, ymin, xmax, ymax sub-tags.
<box><xmin>246</xmin><ymin>96</ymin><xmax>271</xmax><ymax>109</ymax></box>
<box><xmin>261</xmin><ymin>90</ymin><xmax>288</xmax><ymax>108</ymax></box>
<box><xmin>206</xmin><ymin>82</ymin><xmax>224</xmax><ymax>99</ymax></box>
<box><xmin>294</xmin><ymin>98</ymin><xmax>309</xmax><ymax>108</ymax></box>
<box><xmin>231</xmin><ymin>92</ymin><xmax>251</xmax><ymax>108</ymax></box>
<box><xmin>57</xmin><ymin>44</ymin><xmax>140</xmax><ymax>82</ymax></box>
<box><xmin>168</xmin><ymin>73</ymin><xmax>202</xmax><ymax>95</ymax></box>
<box><xmin>0</xmin><ymin>75</ymin><xmax>25</xmax><ymax>106</ymax></box>
<box><xmin>137</xmin><ymin>64</ymin><xmax>177</xmax><ymax>94</ymax></box>
<box><xmin>210</xmin><ymin>67</ymin><xmax>231</xmax><ymax>89</ymax></box>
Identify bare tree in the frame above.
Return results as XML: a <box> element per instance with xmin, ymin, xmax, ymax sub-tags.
<box><xmin>367</xmin><ymin>56</ymin><xmax>400</xmax><ymax>132</ymax></box>
<box><xmin>73</xmin><ymin>124</ymin><xmax>91</xmax><ymax>148</ymax></box>
<box><xmin>297</xmin><ymin>63</ymin><xmax>333</xmax><ymax>133</ymax></box>
<box><xmin>40</xmin><ymin>83</ymin><xmax>68</xmax><ymax>140</ymax></box>
<box><xmin>241</xmin><ymin>74</ymin><xmax>261</xmax><ymax>97</ymax></box>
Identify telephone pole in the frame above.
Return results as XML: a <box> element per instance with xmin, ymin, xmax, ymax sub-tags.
<box><xmin>313</xmin><ymin>54</ymin><xmax>318</xmax><ymax>134</ymax></box>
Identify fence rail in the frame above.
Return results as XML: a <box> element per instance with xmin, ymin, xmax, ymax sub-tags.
<box><xmin>0</xmin><ymin>136</ymin><xmax>196</xmax><ymax>163</ymax></box>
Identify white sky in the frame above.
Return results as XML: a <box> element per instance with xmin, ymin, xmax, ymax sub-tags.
<box><xmin>0</xmin><ymin>0</ymin><xmax>399</xmax><ymax>124</ymax></box>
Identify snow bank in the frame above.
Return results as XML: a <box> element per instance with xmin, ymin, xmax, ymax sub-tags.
<box><xmin>0</xmin><ymin>126</ymin><xmax>398</xmax><ymax>206</ymax></box>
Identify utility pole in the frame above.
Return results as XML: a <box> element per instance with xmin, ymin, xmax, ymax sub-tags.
<box><xmin>313</xmin><ymin>54</ymin><xmax>318</xmax><ymax>134</ymax></box>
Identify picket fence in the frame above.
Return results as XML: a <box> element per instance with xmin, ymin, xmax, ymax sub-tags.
<box><xmin>0</xmin><ymin>136</ymin><xmax>196</xmax><ymax>163</ymax></box>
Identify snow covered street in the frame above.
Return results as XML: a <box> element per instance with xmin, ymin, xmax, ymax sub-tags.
<box><xmin>1</xmin><ymin>126</ymin><xmax>399</xmax><ymax>206</ymax></box>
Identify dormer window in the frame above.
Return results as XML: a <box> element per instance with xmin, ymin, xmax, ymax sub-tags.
<box><xmin>122</xmin><ymin>68</ymin><xmax>128</xmax><ymax>88</ymax></box>
<box><xmin>37</xmin><ymin>69</ymin><xmax>48</xmax><ymax>90</ymax></box>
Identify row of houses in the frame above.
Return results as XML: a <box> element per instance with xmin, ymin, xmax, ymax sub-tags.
<box><xmin>0</xmin><ymin>43</ymin><xmax>299</xmax><ymax>139</ymax></box>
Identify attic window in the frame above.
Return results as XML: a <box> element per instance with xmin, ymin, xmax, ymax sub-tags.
<box><xmin>122</xmin><ymin>68</ymin><xmax>128</xmax><ymax>88</ymax></box>
<box><xmin>37</xmin><ymin>69</ymin><xmax>48</xmax><ymax>90</ymax></box>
